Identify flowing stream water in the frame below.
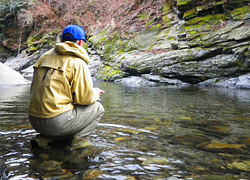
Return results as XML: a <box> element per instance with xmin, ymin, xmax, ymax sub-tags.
<box><xmin>1</xmin><ymin>82</ymin><xmax>250</xmax><ymax>180</ymax></box>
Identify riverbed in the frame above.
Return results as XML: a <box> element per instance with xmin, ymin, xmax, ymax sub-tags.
<box><xmin>1</xmin><ymin>82</ymin><xmax>250</xmax><ymax>180</ymax></box>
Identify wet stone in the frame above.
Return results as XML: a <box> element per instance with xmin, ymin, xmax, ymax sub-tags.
<box><xmin>227</xmin><ymin>160</ymin><xmax>250</xmax><ymax>172</ymax></box>
<box><xmin>138</xmin><ymin>156</ymin><xmax>169</xmax><ymax>165</ymax></box>
<box><xmin>201</xmin><ymin>126</ymin><xmax>232</xmax><ymax>136</ymax></box>
<box><xmin>114</xmin><ymin>137</ymin><xmax>133</xmax><ymax>141</ymax></box>
<box><xmin>82</xmin><ymin>169</ymin><xmax>103</xmax><ymax>179</ymax></box>
<box><xmin>171</xmin><ymin>134</ymin><xmax>211</xmax><ymax>147</ymax></box>
<box><xmin>193</xmin><ymin>174</ymin><xmax>240</xmax><ymax>180</ymax></box>
<box><xmin>115</xmin><ymin>128</ymin><xmax>143</xmax><ymax>134</ymax></box>
<box><xmin>197</xmin><ymin>141</ymin><xmax>247</xmax><ymax>153</ymax></box>
<box><xmin>236</xmin><ymin>137</ymin><xmax>250</xmax><ymax>146</ymax></box>
<box><xmin>38</xmin><ymin>160</ymin><xmax>62</xmax><ymax>171</ymax></box>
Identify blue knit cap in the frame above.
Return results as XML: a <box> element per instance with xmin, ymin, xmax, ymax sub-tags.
<box><xmin>62</xmin><ymin>24</ymin><xmax>87</xmax><ymax>42</ymax></box>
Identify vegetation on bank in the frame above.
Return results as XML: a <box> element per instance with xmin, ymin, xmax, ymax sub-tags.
<box><xmin>0</xmin><ymin>0</ymin><xmax>169</xmax><ymax>58</ymax></box>
<box><xmin>0</xmin><ymin>0</ymin><xmax>249</xmax><ymax>66</ymax></box>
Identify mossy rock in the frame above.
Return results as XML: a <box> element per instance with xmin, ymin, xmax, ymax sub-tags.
<box><xmin>229</xmin><ymin>5</ymin><xmax>250</xmax><ymax>20</ymax></box>
<box><xmin>90</xmin><ymin>30</ymin><xmax>130</xmax><ymax>58</ymax></box>
<box><xmin>38</xmin><ymin>160</ymin><xmax>62</xmax><ymax>171</ymax></box>
<box><xmin>187</xmin><ymin>14</ymin><xmax>229</xmax><ymax>26</ymax></box>
<box><xmin>89</xmin><ymin>30</ymin><xmax>110</xmax><ymax>46</ymax></box>
<box><xmin>197</xmin><ymin>140</ymin><xmax>247</xmax><ymax>153</ymax></box>
<box><xmin>195</xmin><ymin>174</ymin><xmax>239</xmax><ymax>180</ymax></box>
<box><xmin>177</xmin><ymin>0</ymin><xmax>197</xmax><ymax>12</ymax></box>
<box><xmin>82</xmin><ymin>169</ymin><xmax>103</xmax><ymax>179</ymax></box>
<box><xmin>27</xmin><ymin>31</ymin><xmax>58</xmax><ymax>53</ymax></box>
<box><xmin>114</xmin><ymin>137</ymin><xmax>133</xmax><ymax>141</ymax></box>
<box><xmin>183</xmin><ymin>8</ymin><xmax>197</xmax><ymax>20</ymax></box>
<box><xmin>137</xmin><ymin>156</ymin><xmax>169</xmax><ymax>165</ymax></box>
<box><xmin>227</xmin><ymin>160</ymin><xmax>250</xmax><ymax>172</ymax></box>
<box><xmin>223</xmin><ymin>0</ymin><xmax>250</xmax><ymax>11</ymax></box>
<box><xmin>97</xmin><ymin>65</ymin><xmax>123</xmax><ymax>81</ymax></box>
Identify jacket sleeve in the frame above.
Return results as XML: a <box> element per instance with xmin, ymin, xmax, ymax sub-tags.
<box><xmin>71</xmin><ymin>60</ymin><xmax>99</xmax><ymax>105</ymax></box>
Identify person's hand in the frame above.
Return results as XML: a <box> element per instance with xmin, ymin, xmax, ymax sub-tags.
<box><xmin>95</xmin><ymin>88</ymin><xmax>105</xmax><ymax>96</ymax></box>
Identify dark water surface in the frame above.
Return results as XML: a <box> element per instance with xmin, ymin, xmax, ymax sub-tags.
<box><xmin>1</xmin><ymin>82</ymin><xmax>250</xmax><ymax>180</ymax></box>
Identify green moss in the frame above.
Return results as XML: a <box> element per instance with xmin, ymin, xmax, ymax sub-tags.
<box><xmin>244</xmin><ymin>51</ymin><xmax>250</xmax><ymax>56</ymax></box>
<box><xmin>89</xmin><ymin>29</ymin><xmax>109</xmax><ymax>46</ymax></box>
<box><xmin>162</xmin><ymin>15</ymin><xmax>169</xmax><ymax>23</ymax></box>
<box><xmin>186</xmin><ymin>55</ymin><xmax>192</xmax><ymax>61</ymax></box>
<box><xmin>168</xmin><ymin>37</ymin><xmax>176</xmax><ymax>41</ymax></box>
<box><xmin>145</xmin><ymin>19</ymin><xmax>154</xmax><ymax>28</ymax></box>
<box><xmin>216</xmin><ymin>1</ymin><xmax>223</xmax><ymax>6</ymax></box>
<box><xmin>189</xmin><ymin>30</ymin><xmax>198</xmax><ymax>35</ymax></box>
<box><xmin>230</xmin><ymin>5</ymin><xmax>250</xmax><ymax>20</ymax></box>
<box><xmin>99</xmin><ymin>36</ymin><xmax>107</xmax><ymax>44</ymax></box>
<box><xmin>97</xmin><ymin>66</ymin><xmax>123</xmax><ymax>81</ymax></box>
<box><xmin>180</xmin><ymin>61</ymin><xmax>185</xmax><ymax>66</ymax></box>
<box><xmin>184</xmin><ymin>24</ymin><xmax>203</xmax><ymax>31</ymax></box>
<box><xmin>138</xmin><ymin>14</ymin><xmax>150</xmax><ymax>20</ymax></box>
<box><xmin>156</xmin><ymin>24</ymin><xmax>161</xmax><ymax>28</ymax></box>
<box><xmin>26</xmin><ymin>31</ymin><xmax>58</xmax><ymax>53</ymax></box>
<box><xmin>183</xmin><ymin>8</ymin><xmax>196</xmax><ymax>20</ymax></box>
<box><xmin>177</xmin><ymin>0</ymin><xmax>193</xmax><ymax>6</ymax></box>
<box><xmin>94</xmin><ymin>32</ymin><xmax>129</xmax><ymax>58</ymax></box>
<box><xmin>187</xmin><ymin>14</ymin><xmax>229</xmax><ymax>26</ymax></box>
<box><xmin>162</xmin><ymin>5</ymin><xmax>170</xmax><ymax>14</ymax></box>
<box><xmin>149</xmin><ymin>24</ymin><xmax>162</xmax><ymax>31</ymax></box>
<box><xmin>139</xmin><ymin>67</ymin><xmax>152</xmax><ymax>74</ymax></box>
<box><xmin>83</xmin><ymin>43</ymin><xmax>88</xmax><ymax>50</ymax></box>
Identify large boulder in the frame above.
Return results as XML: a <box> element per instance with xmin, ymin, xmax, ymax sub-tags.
<box><xmin>0</xmin><ymin>62</ymin><xmax>30</xmax><ymax>86</ymax></box>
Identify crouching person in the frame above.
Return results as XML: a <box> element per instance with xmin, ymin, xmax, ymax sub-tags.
<box><xmin>28</xmin><ymin>25</ymin><xmax>105</xmax><ymax>149</ymax></box>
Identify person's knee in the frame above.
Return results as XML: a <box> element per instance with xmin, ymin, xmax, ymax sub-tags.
<box><xmin>95</xmin><ymin>102</ymin><xmax>105</xmax><ymax>115</ymax></box>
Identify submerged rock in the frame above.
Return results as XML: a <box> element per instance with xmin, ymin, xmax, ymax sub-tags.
<box><xmin>114</xmin><ymin>76</ymin><xmax>156</xmax><ymax>87</ymax></box>
<box><xmin>197</xmin><ymin>140</ymin><xmax>247</xmax><ymax>153</ymax></box>
<box><xmin>171</xmin><ymin>134</ymin><xmax>211</xmax><ymax>147</ymax></box>
<box><xmin>227</xmin><ymin>160</ymin><xmax>250</xmax><ymax>172</ymax></box>
<box><xmin>137</xmin><ymin>156</ymin><xmax>169</xmax><ymax>165</ymax></box>
<box><xmin>38</xmin><ymin>160</ymin><xmax>62</xmax><ymax>171</ymax></box>
<box><xmin>82</xmin><ymin>169</ymin><xmax>103</xmax><ymax>179</ymax></box>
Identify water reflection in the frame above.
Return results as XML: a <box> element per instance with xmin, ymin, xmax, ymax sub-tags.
<box><xmin>0</xmin><ymin>83</ymin><xmax>250</xmax><ymax>179</ymax></box>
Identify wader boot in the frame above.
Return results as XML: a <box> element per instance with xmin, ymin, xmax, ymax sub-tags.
<box><xmin>31</xmin><ymin>135</ymin><xmax>58</xmax><ymax>149</ymax></box>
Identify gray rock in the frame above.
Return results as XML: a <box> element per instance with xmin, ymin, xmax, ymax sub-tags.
<box><xmin>0</xmin><ymin>62</ymin><xmax>30</xmax><ymax>86</ymax></box>
<box><xmin>4</xmin><ymin>49</ymin><xmax>45</xmax><ymax>71</ymax></box>
<box><xmin>114</xmin><ymin>76</ymin><xmax>156</xmax><ymax>87</ymax></box>
<box><xmin>227</xmin><ymin>26</ymin><xmax>250</xmax><ymax>41</ymax></box>
<box><xmin>235</xmin><ymin>74</ymin><xmax>250</xmax><ymax>89</ymax></box>
<box><xmin>142</xmin><ymin>74</ymin><xmax>189</xmax><ymax>86</ymax></box>
<box><xmin>201</xmin><ymin>21</ymin><xmax>244</xmax><ymax>46</ymax></box>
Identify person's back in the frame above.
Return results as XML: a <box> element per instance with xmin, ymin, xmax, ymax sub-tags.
<box><xmin>28</xmin><ymin>25</ymin><xmax>105</xmax><ymax>148</ymax></box>
<box><xmin>29</xmin><ymin>42</ymin><xmax>97</xmax><ymax>118</ymax></box>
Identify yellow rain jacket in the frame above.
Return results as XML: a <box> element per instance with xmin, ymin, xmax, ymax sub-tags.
<box><xmin>28</xmin><ymin>42</ymin><xmax>99</xmax><ymax>118</ymax></box>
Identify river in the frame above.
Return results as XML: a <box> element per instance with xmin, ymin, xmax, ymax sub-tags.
<box><xmin>0</xmin><ymin>82</ymin><xmax>250</xmax><ymax>180</ymax></box>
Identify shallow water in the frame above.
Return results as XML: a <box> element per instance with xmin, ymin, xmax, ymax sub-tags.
<box><xmin>1</xmin><ymin>82</ymin><xmax>250</xmax><ymax>179</ymax></box>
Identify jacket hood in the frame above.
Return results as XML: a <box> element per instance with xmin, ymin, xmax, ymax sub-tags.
<box><xmin>55</xmin><ymin>42</ymin><xmax>90</xmax><ymax>64</ymax></box>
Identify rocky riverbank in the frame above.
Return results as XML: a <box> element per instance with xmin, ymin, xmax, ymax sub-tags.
<box><xmin>89</xmin><ymin>0</ymin><xmax>250</xmax><ymax>88</ymax></box>
<box><xmin>1</xmin><ymin>0</ymin><xmax>250</xmax><ymax>88</ymax></box>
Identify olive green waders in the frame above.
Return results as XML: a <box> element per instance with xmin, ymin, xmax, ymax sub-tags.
<box><xmin>29</xmin><ymin>102</ymin><xmax>104</xmax><ymax>148</ymax></box>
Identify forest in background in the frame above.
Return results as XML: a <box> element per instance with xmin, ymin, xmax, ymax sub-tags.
<box><xmin>0</xmin><ymin>0</ymin><xmax>170</xmax><ymax>57</ymax></box>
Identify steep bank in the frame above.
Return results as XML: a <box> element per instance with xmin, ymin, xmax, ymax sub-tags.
<box><xmin>89</xmin><ymin>0</ymin><xmax>250</xmax><ymax>88</ymax></box>
<box><xmin>1</xmin><ymin>0</ymin><xmax>250</xmax><ymax>88</ymax></box>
